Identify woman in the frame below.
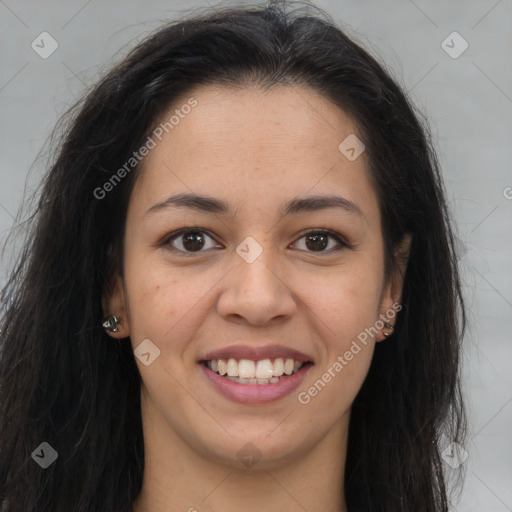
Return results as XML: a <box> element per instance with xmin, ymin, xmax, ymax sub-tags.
<box><xmin>0</xmin><ymin>2</ymin><xmax>467</xmax><ymax>511</ymax></box>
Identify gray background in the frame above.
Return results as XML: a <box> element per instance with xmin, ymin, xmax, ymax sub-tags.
<box><xmin>1</xmin><ymin>1</ymin><xmax>511</xmax><ymax>510</ymax></box>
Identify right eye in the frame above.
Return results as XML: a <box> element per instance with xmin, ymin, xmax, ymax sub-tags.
<box><xmin>163</xmin><ymin>228</ymin><xmax>222</xmax><ymax>255</ymax></box>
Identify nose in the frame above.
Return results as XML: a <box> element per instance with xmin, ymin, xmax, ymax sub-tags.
<box><xmin>216</xmin><ymin>248</ymin><xmax>297</xmax><ymax>326</ymax></box>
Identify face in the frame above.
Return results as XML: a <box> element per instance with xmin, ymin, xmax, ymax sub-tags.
<box><xmin>105</xmin><ymin>84</ymin><xmax>406</xmax><ymax>471</ymax></box>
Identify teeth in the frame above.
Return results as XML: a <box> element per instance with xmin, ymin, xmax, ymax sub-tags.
<box><xmin>238</xmin><ymin>359</ymin><xmax>256</xmax><ymax>379</ymax></box>
<box><xmin>206</xmin><ymin>357</ymin><xmax>307</xmax><ymax>382</ymax></box>
<box><xmin>255</xmin><ymin>359</ymin><xmax>274</xmax><ymax>379</ymax></box>
<box><xmin>227</xmin><ymin>358</ymin><xmax>238</xmax><ymax>377</ymax></box>
<box><xmin>273</xmin><ymin>357</ymin><xmax>284</xmax><ymax>376</ymax></box>
<box><xmin>218</xmin><ymin>359</ymin><xmax>227</xmax><ymax>375</ymax></box>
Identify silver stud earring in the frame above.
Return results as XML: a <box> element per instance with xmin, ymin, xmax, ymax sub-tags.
<box><xmin>102</xmin><ymin>315</ymin><xmax>120</xmax><ymax>333</ymax></box>
<box><xmin>383</xmin><ymin>322</ymin><xmax>394</xmax><ymax>337</ymax></box>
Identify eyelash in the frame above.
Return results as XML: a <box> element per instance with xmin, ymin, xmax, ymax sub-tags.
<box><xmin>161</xmin><ymin>227</ymin><xmax>350</xmax><ymax>256</ymax></box>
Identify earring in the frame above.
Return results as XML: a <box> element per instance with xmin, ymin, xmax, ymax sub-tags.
<box><xmin>383</xmin><ymin>322</ymin><xmax>394</xmax><ymax>338</ymax></box>
<box><xmin>102</xmin><ymin>315</ymin><xmax>120</xmax><ymax>333</ymax></box>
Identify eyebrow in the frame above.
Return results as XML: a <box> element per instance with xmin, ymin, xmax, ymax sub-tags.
<box><xmin>145</xmin><ymin>192</ymin><xmax>364</xmax><ymax>219</ymax></box>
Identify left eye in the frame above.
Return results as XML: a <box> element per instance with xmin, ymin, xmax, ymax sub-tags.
<box><xmin>292</xmin><ymin>230</ymin><xmax>347</xmax><ymax>253</ymax></box>
<box><xmin>163</xmin><ymin>228</ymin><xmax>347</xmax><ymax>255</ymax></box>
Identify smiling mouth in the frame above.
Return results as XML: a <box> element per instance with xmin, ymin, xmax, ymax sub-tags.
<box><xmin>201</xmin><ymin>357</ymin><xmax>314</xmax><ymax>385</ymax></box>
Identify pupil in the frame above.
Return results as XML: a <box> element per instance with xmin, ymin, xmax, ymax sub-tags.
<box><xmin>183</xmin><ymin>231</ymin><xmax>205</xmax><ymax>251</ymax></box>
<box><xmin>306</xmin><ymin>233</ymin><xmax>328</xmax><ymax>251</ymax></box>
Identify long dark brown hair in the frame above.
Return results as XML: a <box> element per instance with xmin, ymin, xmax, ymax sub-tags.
<box><xmin>0</xmin><ymin>2</ymin><xmax>467</xmax><ymax>511</ymax></box>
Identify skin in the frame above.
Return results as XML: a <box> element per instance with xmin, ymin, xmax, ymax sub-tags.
<box><xmin>103</xmin><ymin>84</ymin><xmax>410</xmax><ymax>512</ymax></box>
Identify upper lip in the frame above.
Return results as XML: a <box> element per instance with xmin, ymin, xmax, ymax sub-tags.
<box><xmin>200</xmin><ymin>344</ymin><xmax>313</xmax><ymax>363</ymax></box>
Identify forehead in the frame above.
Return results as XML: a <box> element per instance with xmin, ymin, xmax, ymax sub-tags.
<box><xmin>152</xmin><ymin>84</ymin><xmax>359</xmax><ymax>159</ymax></box>
<box><xmin>130</xmin><ymin>84</ymin><xmax>379</xmax><ymax>224</ymax></box>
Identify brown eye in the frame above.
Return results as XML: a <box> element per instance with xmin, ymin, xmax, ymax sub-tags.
<box><xmin>165</xmin><ymin>229</ymin><xmax>220</xmax><ymax>255</ymax></box>
<box><xmin>293</xmin><ymin>230</ymin><xmax>347</xmax><ymax>253</ymax></box>
<box><xmin>181</xmin><ymin>231</ymin><xmax>206</xmax><ymax>251</ymax></box>
<box><xmin>163</xmin><ymin>228</ymin><xmax>348</xmax><ymax>256</ymax></box>
<box><xmin>305</xmin><ymin>233</ymin><xmax>329</xmax><ymax>251</ymax></box>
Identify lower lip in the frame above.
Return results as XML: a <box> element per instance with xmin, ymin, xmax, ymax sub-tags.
<box><xmin>200</xmin><ymin>363</ymin><xmax>313</xmax><ymax>404</ymax></box>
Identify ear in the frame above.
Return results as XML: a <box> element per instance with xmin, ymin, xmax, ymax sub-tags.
<box><xmin>376</xmin><ymin>233</ymin><xmax>412</xmax><ymax>342</ymax></box>
<box><xmin>102</xmin><ymin>275</ymin><xmax>130</xmax><ymax>339</ymax></box>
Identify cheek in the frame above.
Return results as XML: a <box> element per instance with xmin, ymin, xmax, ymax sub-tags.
<box><xmin>123</xmin><ymin>251</ymin><xmax>225</xmax><ymax>356</ymax></box>
<box><xmin>308</xmin><ymin>260</ymin><xmax>384</xmax><ymax>338</ymax></box>
<box><xmin>301</xmin><ymin>256</ymin><xmax>383</xmax><ymax>398</ymax></box>
<box><xmin>123</xmin><ymin>255</ymin><xmax>184</xmax><ymax>346</ymax></box>
<box><xmin>298</xmin><ymin>275</ymin><xmax>380</xmax><ymax>418</ymax></box>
